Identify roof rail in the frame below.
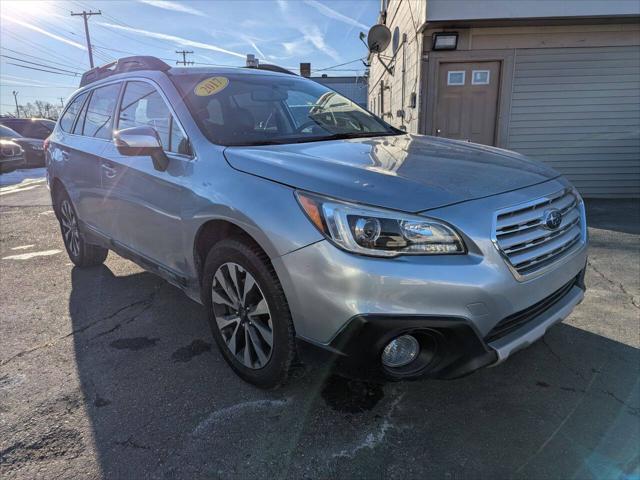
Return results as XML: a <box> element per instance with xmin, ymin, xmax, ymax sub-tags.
<box><xmin>245</xmin><ymin>64</ymin><xmax>297</xmax><ymax>75</ymax></box>
<box><xmin>79</xmin><ymin>56</ymin><xmax>171</xmax><ymax>87</ymax></box>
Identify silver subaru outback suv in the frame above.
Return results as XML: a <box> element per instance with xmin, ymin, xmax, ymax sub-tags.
<box><xmin>46</xmin><ymin>57</ymin><xmax>588</xmax><ymax>388</ymax></box>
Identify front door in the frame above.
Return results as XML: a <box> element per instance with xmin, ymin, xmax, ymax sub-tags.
<box><xmin>101</xmin><ymin>80</ymin><xmax>192</xmax><ymax>275</ymax></box>
<box><xmin>434</xmin><ymin>61</ymin><xmax>500</xmax><ymax>145</ymax></box>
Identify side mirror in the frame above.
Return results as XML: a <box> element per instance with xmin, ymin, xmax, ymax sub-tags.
<box><xmin>113</xmin><ymin>126</ymin><xmax>169</xmax><ymax>171</ymax></box>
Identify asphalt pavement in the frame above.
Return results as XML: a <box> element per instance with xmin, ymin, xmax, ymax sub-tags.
<box><xmin>0</xmin><ymin>172</ymin><xmax>638</xmax><ymax>479</ymax></box>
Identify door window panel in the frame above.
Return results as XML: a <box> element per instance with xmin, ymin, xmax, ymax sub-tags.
<box><xmin>83</xmin><ymin>83</ymin><xmax>121</xmax><ymax>139</ymax></box>
<box><xmin>59</xmin><ymin>93</ymin><xmax>88</xmax><ymax>133</ymax></box>
<box><xmin>118</xmin><ymin>81</ymin><xmax>188</xmax><ymax>154</ymax></box>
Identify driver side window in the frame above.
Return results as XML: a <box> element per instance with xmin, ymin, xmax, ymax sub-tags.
<box><xmin>118</xmin><ymin>81</ymin><xmax>190</xmax><ymax>155</ymax></box>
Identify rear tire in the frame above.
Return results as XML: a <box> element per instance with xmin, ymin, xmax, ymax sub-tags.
<box><xmin>203</xmin><ymin>237</ymin><xmax>296</xmax><ymax>389</ymax></box>
<box><xmin>54</xmin><ymin>189</ymin><xmax>108</xmax><ymax>267</ymax></box>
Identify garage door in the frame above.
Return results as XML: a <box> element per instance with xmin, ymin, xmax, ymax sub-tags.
<box><xmin>507</xmin><ymin>46</ymin><xmax>640</xmax><ymax>198</ymax></box>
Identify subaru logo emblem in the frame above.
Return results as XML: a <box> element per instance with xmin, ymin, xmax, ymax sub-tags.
<box><xmin>543</xmin><ymin>209</ymin><xmax>562</xmax><ymax>230</ymax></box>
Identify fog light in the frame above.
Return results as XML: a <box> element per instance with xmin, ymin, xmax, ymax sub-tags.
<box><xmin>381</xmin><ymin>335</ymin><xmax>419</xmax><ymax>368</ymax></box>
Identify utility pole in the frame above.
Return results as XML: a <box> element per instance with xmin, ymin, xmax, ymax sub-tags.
<box><xmin>71</xmin><ymin>10</ymin><xmax>102</xmax><ymax>68</ymax></box>
<box><xmin>12</xmin><ymin>91</ymin><xmax>19</xmax><ymax>118</ymax></box>
<box><xmin>176</xmin><ymin>50</ymin><xmax>194</xmax><ymax>66</ymax></box>
<box><xmin>59</xmin><ymin>97</ymin><xmax>65</xmax><ymax>108</ymax></box>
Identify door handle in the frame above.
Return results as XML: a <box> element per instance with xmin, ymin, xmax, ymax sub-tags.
<box><xmin>101</xmin><ymin>163</ymin><xmax>117</xmax><ymax>179</ymax></box>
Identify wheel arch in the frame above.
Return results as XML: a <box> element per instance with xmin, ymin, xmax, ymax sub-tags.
<box><xmin>50</xmin><ymin>177</ymin><xmax>68</xmax><ymax>218</ymax></box>
<box><xmin>193</xmin><ymin>218</ymin><xmax>273</xmax><ymax>285</ymax></box>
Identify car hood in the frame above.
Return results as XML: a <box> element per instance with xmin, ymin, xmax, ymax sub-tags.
<box><xmin>223</xmin><ymin>134</ymin><xmax>560</xmax><ymax>212</ymax></box>
<box><xmin>10</xmin><ymin>137</ymin><xmax>42</xmax><ymax>148</ymax></box>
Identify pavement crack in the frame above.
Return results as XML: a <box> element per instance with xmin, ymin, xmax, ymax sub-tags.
<box><xmin>601</xmin><ymin>390</ymin><xmax>640</xmax><ymax>417</ymax></box>
<box><xmin>588</xmin><ymin>260</ymin><xmax>640</xmax><ymax>309</ymax></box>
<box><xmin>541</xmin><ymin>337</ymin><xmax>587</xmax><ymax>381</ymax></box>
<box><xmin>0</xmin><ymin>288</ymin><xmax>159</xmax><ymax>367</ymax></box>
<box><xmin>114</xmin><ymin>436</ymin><xmax>150</xmax><ymax>450</ymax></box>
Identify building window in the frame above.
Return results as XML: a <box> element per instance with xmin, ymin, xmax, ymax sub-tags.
<box><xmin>392</xmin><ymin>27</ymin><xmax>400</xmax><ymax>54</ymax></box>
<box><xmin>447</xmin><ymin>71</ymin><xmax>465</xmax><ymax>86</ymax></box>
<box><xmin>472</xmin><ymin>70</ymin><xmax>490</xmax><ymax>85</ymax></box>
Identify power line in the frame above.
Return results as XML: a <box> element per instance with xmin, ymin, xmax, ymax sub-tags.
<box><xmin>312</xmin><ymin>57</ymin><xmax>366</xmax><ymax>73</ymax></box>
<box><xmin>0</xmin><ymin>47</ymin><xmax>83</xmax><ymax>71</ymax></box>
<box><xmin>176</xmin><ymin>50</ymin><xmax>194</xmax><ymax>66</ymax></box>
<box><xmin>0</xmin><ymin>55</ymin><xmax>82</xmax><ymax>75</ymax></box>
<box><xmin>0</xmin><ymin>83</ymin><xmax>76</xmax><ymax>89</ymax></box>
<box><xmin>3</xmin><ymin>62</ymin><xmax>80</xmax><ymax>77</ymax></box>
<box><xmin>2</xmin><ymin>30</ymin><xmax>83</xmax><ymax>67</ymax></box>
<box><xmin>70</xmin><ymin>10</ymin><xmax>102</xmax><ymax>68</ymax></box>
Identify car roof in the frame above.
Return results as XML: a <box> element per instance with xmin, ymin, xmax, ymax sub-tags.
<box><xmin>168</xmin><ymin>66</ymin><xmax>295</xmax><ymax>78</ymax></box>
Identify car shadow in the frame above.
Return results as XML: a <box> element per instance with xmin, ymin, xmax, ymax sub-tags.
<box><xmin>69</xmin><ymin>265</ymin><xmax>639</xmax><ymax>479</ymax></box>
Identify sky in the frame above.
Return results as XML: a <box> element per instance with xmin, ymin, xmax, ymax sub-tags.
<box><xmin>0</xmin><ymin>0</ymin><xmax>379</xmax><ymax>116</ymax></box>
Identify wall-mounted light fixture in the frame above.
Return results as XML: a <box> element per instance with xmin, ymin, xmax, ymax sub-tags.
<box><xmin>432</xmin><ymin>32</ymin><xmax>458</xmax><ymax>51</ymax></box>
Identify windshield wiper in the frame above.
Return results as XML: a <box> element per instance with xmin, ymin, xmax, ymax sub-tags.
<box><xmin>229</xmin><ymin>131</ymin><xmax>401</xmax><ymax>147</ymax></box>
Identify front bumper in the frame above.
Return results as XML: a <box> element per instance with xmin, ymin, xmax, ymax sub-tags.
<box><xmin>273</xmin><ymin>178</ymin><xmax>588</xmax><ymax>380</ymax></box>
<box><xmin>295</xmin><ymin>269</ymin><xmax>585</xmax><ymax>380</ymax></box>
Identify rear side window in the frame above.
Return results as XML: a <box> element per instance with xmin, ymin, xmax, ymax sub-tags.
<box><xmin>59</xmin><ymin>93</ymin><xmax>88</xmax><ymax>133</ymax></box>
<box><xmin>16</xmin><ymin>121</ymin><xmax>53</xmax><ymax>139</ymax></box>
<box><xmin>83</xmin><ymin>83</ymin><xmax>121</xmax><ymax>139</ymax></box>
<box><xmin>118</xmin><ymin>81</ymin><xmax>189</xmax><ymax>155</ymax></box>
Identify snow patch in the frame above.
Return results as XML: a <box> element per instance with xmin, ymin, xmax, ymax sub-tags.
<box><xmin>0</xmin><ymin>168</ymin><xmax>46</xmax><ymax>187</ymax></box>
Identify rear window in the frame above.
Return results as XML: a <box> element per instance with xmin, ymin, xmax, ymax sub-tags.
<box><xmin>59</xmin><ymin>93</ymin><xmax>88</xmax><ymax>133</ymax></box>
<box><xmin>3</xmin><ymin>120</ymin><xmax>52</xmax><ymax>139</ymax></box>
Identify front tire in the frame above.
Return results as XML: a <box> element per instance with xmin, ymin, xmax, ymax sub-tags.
<box><xmin>203</xmin><ymin>237</ymin><xmax>296</xmax><ymax>389</ymax></box>
<box><xmin>54</xmin><ymin>190</ymin><xmax>108</xmax><ymax>267</ymax></box>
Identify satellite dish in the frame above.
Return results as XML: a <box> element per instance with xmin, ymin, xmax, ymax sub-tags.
<box><xmin>367</xmin><ymin>24</ymin><xmax>391</xmax><ymax>53</ymax></box>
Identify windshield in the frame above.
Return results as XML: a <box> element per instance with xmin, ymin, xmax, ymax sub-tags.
<box><xmin>0</xmin><ymin>125</ymin><xmax>21</xmax><ymax>138</ymax></box>
<box><xmin>171</xmin><ymin>72</ymin><xmax>399</xmax><ymax>146</ymax></box>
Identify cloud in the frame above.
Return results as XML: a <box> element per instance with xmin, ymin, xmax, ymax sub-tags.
<box><xmin>3</xmin><ymin>15</ymin><xmax>86</xmax><ymax>50</ymax></box>
<box><xmin>276</xmin><ymin>0</ymin><xmax>288</xmax><ymax>12</ymax></box>
<box><xmin>282</xmin><ymin>26</ymin><xmax>340</xmax><ymax>62</ymax></box>
<box><xmin>300</xmin><ymin>25</ymin><xmax>341</xmax><ymax>62</ymax></box>
<box><xmin>97</xmin><ymin>22</ymin><xmax>245</xmax><ymax>59</ymax></box>
<box><xmin>304</xmin><ymin>0</ymin><xmax>368</xmax><ymax>30</ymax></box>
<box><xmin>139</xmin><ymin>0</ymin><xmax>205</xmax><ymax>17</ymax></box>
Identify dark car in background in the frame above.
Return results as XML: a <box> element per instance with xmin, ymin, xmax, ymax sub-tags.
<box><xmin>0</xmin><ymin>118</ymin><xmax>53</xmax><ymax>167</ymax></box>
<box><xmin>0</xmin><ymin>125</ymin><xmax>25</xmax><ymax>173</ymax></box>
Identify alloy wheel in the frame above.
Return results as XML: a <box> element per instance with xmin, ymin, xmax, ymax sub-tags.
<box><xmin>211</xmin><ymin>262</ymin><xmax>274</xmax><ymax>369</ymax></box>
<box><xmin>60</xmin><ymin>199</ymin><xmax>80</xmax><ymax>258</ymax></box>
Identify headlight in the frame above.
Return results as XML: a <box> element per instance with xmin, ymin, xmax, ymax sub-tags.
<box><xmin>296</xmin><ymin>191</ymin><xmax>465</xmax><ymax>257</ymax></box>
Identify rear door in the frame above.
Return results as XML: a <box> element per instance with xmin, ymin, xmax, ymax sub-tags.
<box><xmin>434</xmin><ymin>61</ymin><xmax>501</xmax><ymax>145</ymax></box>
<box><xmin>100</xmin><ymin>79</ymin><xmax>193</xmax><ymax>274</ymax></box>
<box><xmin>51</xmin><ymin>91</ymin><xmax>100</xmax><ymax>225</ymax></box>
<box><xmin>68</xmin><ymin>82</ymin><xmax>122</xmax><ymax>235</ymax></box>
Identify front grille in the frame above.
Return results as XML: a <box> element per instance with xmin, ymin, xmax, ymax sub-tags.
<box><xmin>485</xmin><ymin>275</ymin><xmax>579</xmax><ymax>343</ymax></box>
<box><xmin>493</xmin><ymin>188</ymin><xmax>584</xmax><ymax>278</ymax></box>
